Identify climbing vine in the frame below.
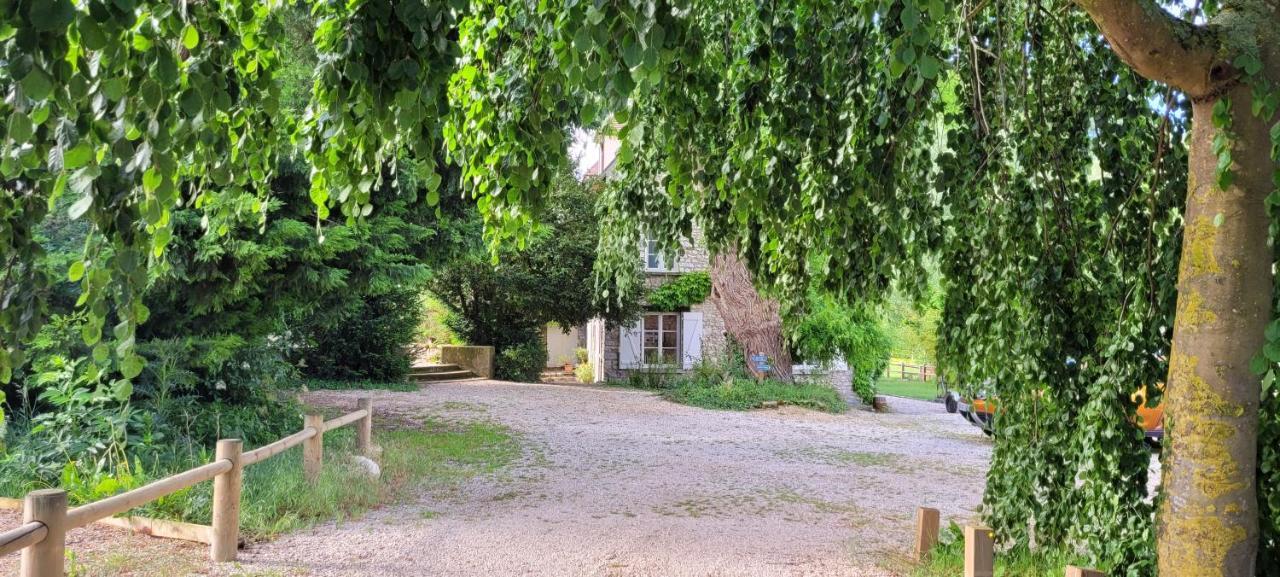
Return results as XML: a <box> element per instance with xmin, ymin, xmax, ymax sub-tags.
<box><xmin>645</xmin><ymin>272</ymin><xmax>711</xmax><ymax>311</ymax></box>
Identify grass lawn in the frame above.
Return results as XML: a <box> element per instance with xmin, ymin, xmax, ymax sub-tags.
<box><xmin>305</xmin><ymin>378</ymin><xmax>418</xmax><ymax>392</ymax></box>
<box><xmin>877</xmin><ymin>378</ymin><xmax>940</xmax><ymax>401</ymax></box>
<box><xmin>136</xmin><ymin>416</ymin><xmax>521</xmax><ymax>540</ymax></box>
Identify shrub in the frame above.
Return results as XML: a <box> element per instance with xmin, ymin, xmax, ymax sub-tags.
<box><xmin>664</xmin><ymin>377</ymin><xmax>846</xmax><ymax>413</ymax></box>
<box><xmin>574</xmin><ymin>347</ymin><xmax>589</xmax><ymax>364</ymax></box>
<box><xmin>787</xmin><ymin>292</ymin><xmax>890</xmax><ymax>405</ymax></box>
<box><xmin>300</xmin><ymin>287</ymin><xmax>423</xmax><ymax>382</ymax></box>
<box><xmin>495</xmin><ymin>340</ymin><xmax>547</xmax><ymax>382</ymax></box>
<box><xmin>574</xmin><ymin>361</ymin><xmax>594</xmax><ymax>383</ymax></box>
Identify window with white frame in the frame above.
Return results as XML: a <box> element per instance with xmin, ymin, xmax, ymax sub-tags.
<box><xmin>643</xmin><ymin>313</ymin><xmax>679</xmax><ymax>364</ymax></box>
<box><xmin>643</xmin><ymin>238</ymin><xmax>675</xmax><ymax>271</ymax></box>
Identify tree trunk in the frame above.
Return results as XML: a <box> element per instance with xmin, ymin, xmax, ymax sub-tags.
<box><xmin>709</xmin><ymin>252</ymin><xmax>793</xmax><ymax>382</ymax></box>
<box><xmin>1157</xmin><ymin>83</ymin><xmax>1273</xmax><ymax>577</ymax></box>
<box><xmin>1075</xmin><ymin>2</ymin><xmax>1278</xmax><ymax>574</ymax></box>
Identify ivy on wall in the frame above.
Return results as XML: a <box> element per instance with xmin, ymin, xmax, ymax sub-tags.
<box><xmin>644</xmin><ymin>272</ymin><xmax>711</xmax><ymax>311</ymax></box>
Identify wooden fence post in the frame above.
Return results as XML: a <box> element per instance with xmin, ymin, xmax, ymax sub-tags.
<box><xmin>356</xmin><ymin>397</ymin><xmax>373</xmax><ymax>455</ymax></box>
<box><xmin>21</xmin><ymin>489</ymin><xmax>67</xmax><ymax>577</ymax></box>
<box><xmin>914</xmin><ymin>507</ymin><xmax>940</xmax><ymax>561</ymax></box>
<box><xmin>303</xmin><ymin>413</ymin><xmax>324</xmax><ymax>481</ymax></box>
<box><xmin>1066</xmin><ymin>567</ymin><xmax>1104</xmax><ymax>577</ymax></box>
<box><xmin>211</xmin><ymin>439</ymin><xmax>243</xmax><ymax>562</ymax></box>
<box><xmin>964</xmin><ymin>525</ymin><xmax>994</xmax><ymax>577</ymax></box>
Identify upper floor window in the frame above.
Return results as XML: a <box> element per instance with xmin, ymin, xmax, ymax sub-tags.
<box><xmin>643</xmin><ymin>238</ymin><xmax>675</xmax><ymax>271</ymax></box>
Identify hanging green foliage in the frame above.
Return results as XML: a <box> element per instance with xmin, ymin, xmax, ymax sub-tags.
<box><xmin>645</xmin><ymin>272</ymin><xmax>711</xmax><ymax>311</ymax></box>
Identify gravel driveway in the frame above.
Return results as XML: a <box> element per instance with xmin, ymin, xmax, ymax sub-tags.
<box><xmin>227</xmin><ymin>382</ymin><xmax>990</xmax><ymax>577</ymax></box>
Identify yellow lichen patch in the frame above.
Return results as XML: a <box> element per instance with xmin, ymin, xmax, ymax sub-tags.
<box><xmin>1189</xmin><ymin>421</ymin><xmax>1246</xmax><ymax>499</ymax></box>
<box><xmin>1175</xmin><ymin>290</ymin><xmax>1217</xmax><ymax>332</ymax></box>
<box><xmin>1167</xmin><ymin>352</ymin><xmax>1243</xmax><ymax>418</ymax></box>
<box><xmin>1180</xmin><ymin>217</ymin><xmax>1221</xmax><ymax>279</ymax></box>
<box><xmin>1157</xmin><ymin>508</ymin><xmax>1248</xmax><ymax>574</ymax></box>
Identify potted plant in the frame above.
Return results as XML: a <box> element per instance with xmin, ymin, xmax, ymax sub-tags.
<box><xmin>559</xmin><ymin>355</ymin><xmax>574</xmax><ymax>373</ymax></box>
<box><xmin>575</xmin><ymin>347</ymin><xmax>589</xmax><ymax>365</ymax></box>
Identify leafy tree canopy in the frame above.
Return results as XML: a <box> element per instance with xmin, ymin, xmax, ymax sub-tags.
<box><xmin>3</xmin><ymin>1</ymin><xmax>1280</xmax><ymax>573</ymax></box>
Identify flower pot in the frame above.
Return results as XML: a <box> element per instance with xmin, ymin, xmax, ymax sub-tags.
<box><xmin>563</xmin><ymin>363</ymin><xmax>574</xmax><ymax>373</ymax></box>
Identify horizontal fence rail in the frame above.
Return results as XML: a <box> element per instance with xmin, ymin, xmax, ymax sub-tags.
<box><xmin>0</xmin><ymin>397</ymin><xmax>376</xmax><ymax>576</ymax></box>
<box><xmin>0</xmin><ymin>522</ymin><xmax>46</xmax><ymax>558</ymax></box>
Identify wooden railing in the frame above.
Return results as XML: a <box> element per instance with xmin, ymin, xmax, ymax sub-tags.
<box><xmin>885</xmin><ymin>361</ymin><xmax>936</xmax><ymax>381</ymax></box>
<box><xmin>0</xmin><ymin>397</ymin><xmax>375</xmax><ymax>577</ymax></box>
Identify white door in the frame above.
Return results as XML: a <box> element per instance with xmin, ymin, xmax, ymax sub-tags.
<box><xmin>546</xmin><ymin>323</ymin><xmax>579</xmax><ymax>368</ymax></box>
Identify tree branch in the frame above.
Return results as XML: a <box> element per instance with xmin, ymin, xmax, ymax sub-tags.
<box><xmin>1074</xmin><ymin>0</ymin><xmax>1227</xmax><ymax>99</ymax></box>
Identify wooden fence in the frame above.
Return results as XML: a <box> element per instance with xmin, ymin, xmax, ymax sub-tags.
<box><xmin>0</xmin><ymin>397</ymin><xmax>375</xmax><ymax>576</ymax></box>
<box><xmin>913</xmin><ymin>507</ymin><xmax>1104</xmax><ymax>577</ymax></box>
<box><xmin>885</xmin><ymin>361</ymin><xmax>936</xmax><ymax>381</ymax></box>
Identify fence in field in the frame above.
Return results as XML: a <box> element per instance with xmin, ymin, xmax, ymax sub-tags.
<box><xmin>0</xmin><ymin>397</ymin><xmax>376</xmax><ymax>577</ymax></box>
<box><xmin>884</xmin><ymin>361</ymin><xmax>936</xmax><ymax>381</ymax></box>
<box><xmin>912</xmin><ymin>506</ymin><xmax>1104</xmax><ymax>577</ymax></box>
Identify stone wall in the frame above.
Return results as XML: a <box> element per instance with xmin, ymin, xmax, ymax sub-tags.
<box><xmin>441</xmin><ymin>345</ymin><xmax>495</xmax><ymax>379</ymax></box>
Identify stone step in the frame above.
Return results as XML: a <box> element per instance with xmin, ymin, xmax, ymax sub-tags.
<box><xmin>410</xmin><ymin>364</ymin><xmax>463</xmax><ymax>375</ymax></box>
<box><xmin>412</xmin><ymin>369</ymin><xmax>478</xmax><ymax>382</ymax></box>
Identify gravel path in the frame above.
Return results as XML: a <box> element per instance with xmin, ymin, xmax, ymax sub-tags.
<box><xmin>226</xmin><ymin>381</ymin><xmax>991</xmax><ymax>577</ymax></box>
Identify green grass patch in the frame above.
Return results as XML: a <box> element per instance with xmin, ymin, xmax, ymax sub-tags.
<box><xmin>876</xmin><ymin>378</ymin><xmax>939</xmax><ymax>401</ymax></box>
<box><xmin>305</xmin><ymin>378</ymin><xmax>418</xmax><ymax>392</ymax></box>
<box><xmin>663</xmin><ymin>377</ymin><xmax>847</xmax><ymax>413</ymax></box>
<box><xmin>131</xmin><ymin>418</ymin><xmax>520</xmax><ymax>540</ymax></box>
<box><xmin>910</xmin><ymin>524</ymin><xmax>1092</xmax><ymax>577</ymax></box>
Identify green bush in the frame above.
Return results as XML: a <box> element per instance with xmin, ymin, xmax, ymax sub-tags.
<box><xmin>574</xmin><ymin>361</ymin><xmax>594</xmax><ymax>383</ymax></box>
<box><xmin>616</xmin><ymin>345</ymin><xmax>846</xmax><ymax>413</ymax></box>
<box><xmin>495</xmin><ymin>340</ymin><xmax>547</xmax><ymax>382</ymax></box>
<box><xmin>787</xmin><ymin>292</ymin><xmax>890</xmax><ymax>405</ymax></box>
<box><xmin>301</xmin><ymin>287</ymin><xmax>423</xmax><ymax>382</ymax></box>
<box><xmin>665</xmin><ymin>377</ymin><xmax>846</xmax><ymax>413</ymax></box>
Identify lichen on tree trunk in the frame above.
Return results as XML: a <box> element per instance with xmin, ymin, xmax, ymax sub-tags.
<box><xmin>709</xmin><ymin>252</ymin><xmax>794</xmax><ymax>382</ymax></box>
<box><xmin>1073</xmin><ymin>1</ymin><xmax>1279</xmax><ymax>573</ymax></box>
<box><xmin>1156</xmin><ymin>85</ymin><xmax>1272</xmax><ymax>576</ymax></box>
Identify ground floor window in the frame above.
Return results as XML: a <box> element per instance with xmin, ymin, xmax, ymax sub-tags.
<box><xmin>643</xmin><ymin>313</ymin><xmax>679</xmax><ymax>364</ymax></box>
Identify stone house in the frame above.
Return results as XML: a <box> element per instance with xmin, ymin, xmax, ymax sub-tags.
<box><xmin>550</xmin><ymin>135</ymin><xmax>851</xmax><ymax>395</ymax></box>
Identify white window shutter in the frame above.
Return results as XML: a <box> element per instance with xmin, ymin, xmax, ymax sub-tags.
<box><xmin>619</xmin><ymin>319</ymin><xmax>643</xmax><ymax>369</ymax></box>
<box><xmin>682</xmin><ymin>312</ymin><xmax>703</xmax><ymax>369</ymax></box>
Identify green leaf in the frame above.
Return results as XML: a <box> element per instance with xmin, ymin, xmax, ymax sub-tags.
<box><xmin>30</xmin><ymin>0</ymin><xmax>74</xmax><ymax>32</ymax></box>
<box><xmin>68</xmin><ymin>193</ymin><xmax>93</xmax><ymax>219</ymax></box>
<box><xmin>7</xmin><ymin>111</ymin><xmax>34</xmax><ymax>143</ymax></box>
<box><xmin>68</xmin><ymin>260</ymin><xmax>85</xmax><ymax>282</ymax></box>
<box><xmin>1252</xmin><ymin>353</ymin><xmax>1271</xmax><ymax>376</ymax></box>
<box><xmin>182</xmin><ymin>24</ymin><xmax>200</xmax><ymax>50</ymax></box>
<box><xmin>142</xmin><ymin>167</ymin><xmax>162</xmax><ymax>192</ymax></box>
<box><xmin>21</xmin><ymin>68</ymin><xmax>54</xmax><ymax>101</ymax></box>
<box><xmin>63</xmin><ymin>141</ymin><xmax>94</xmax><ymax>170</ymax></box>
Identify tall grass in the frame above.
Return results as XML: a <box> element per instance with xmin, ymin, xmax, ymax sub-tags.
<box><xmin>911</xmin><ymin>523</ymin><xmax>1094</xmax><ymax>577</ymax></box>
<box><xmin>63</xmin><ymin>419</ymin><xmax>520</xmax><ymax>541</ymax></box>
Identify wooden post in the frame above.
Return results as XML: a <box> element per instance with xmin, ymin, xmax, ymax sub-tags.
<box><xmin>211</xmin><ymin>439</ymin><xmax>243</xmax><ymax>562</ymax></box>
<box><xmin>356</xmin><ymin>397</ymin><xmax>373</xmax><ymax>455</ymax></box>
<box><xmin>914</xmin><ymin>507</ymin><xmax>940</xmax><ymax>561</ymax></box>
<box><xmin>21</xmin><ymin>489</ymin><xmax>67</xmax><ymax>577</ymax></box>
<box><xmin>1066</xmin><ymin>567</ymin><xmax>1104</xmax><ymax>577</ymax></box>
<box><xmin>303</xmin><ymin>413</ymin><xmax>324</xmax><ymax>481</ymax></box>
<box><xmin>964</xmin><ymin>525</ymin><xmax>994</xmax><ymax>577</ymax></box>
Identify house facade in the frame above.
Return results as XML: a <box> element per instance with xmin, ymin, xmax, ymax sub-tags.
<box><xmin>581</xmin><ymin>229</ymin><xmax>728</xmax><ymax>382</ymax></box>
<box><xmin>561</xmin><ymin>133</ymin><xmax>851</xmax><ymax>398</ymax></box>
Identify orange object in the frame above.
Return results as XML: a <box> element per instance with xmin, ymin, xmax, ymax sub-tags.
<box><xmin>960</xmin><ymin>385</ymin><xmax>1164</xmax><ymax>443</ymax></box>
